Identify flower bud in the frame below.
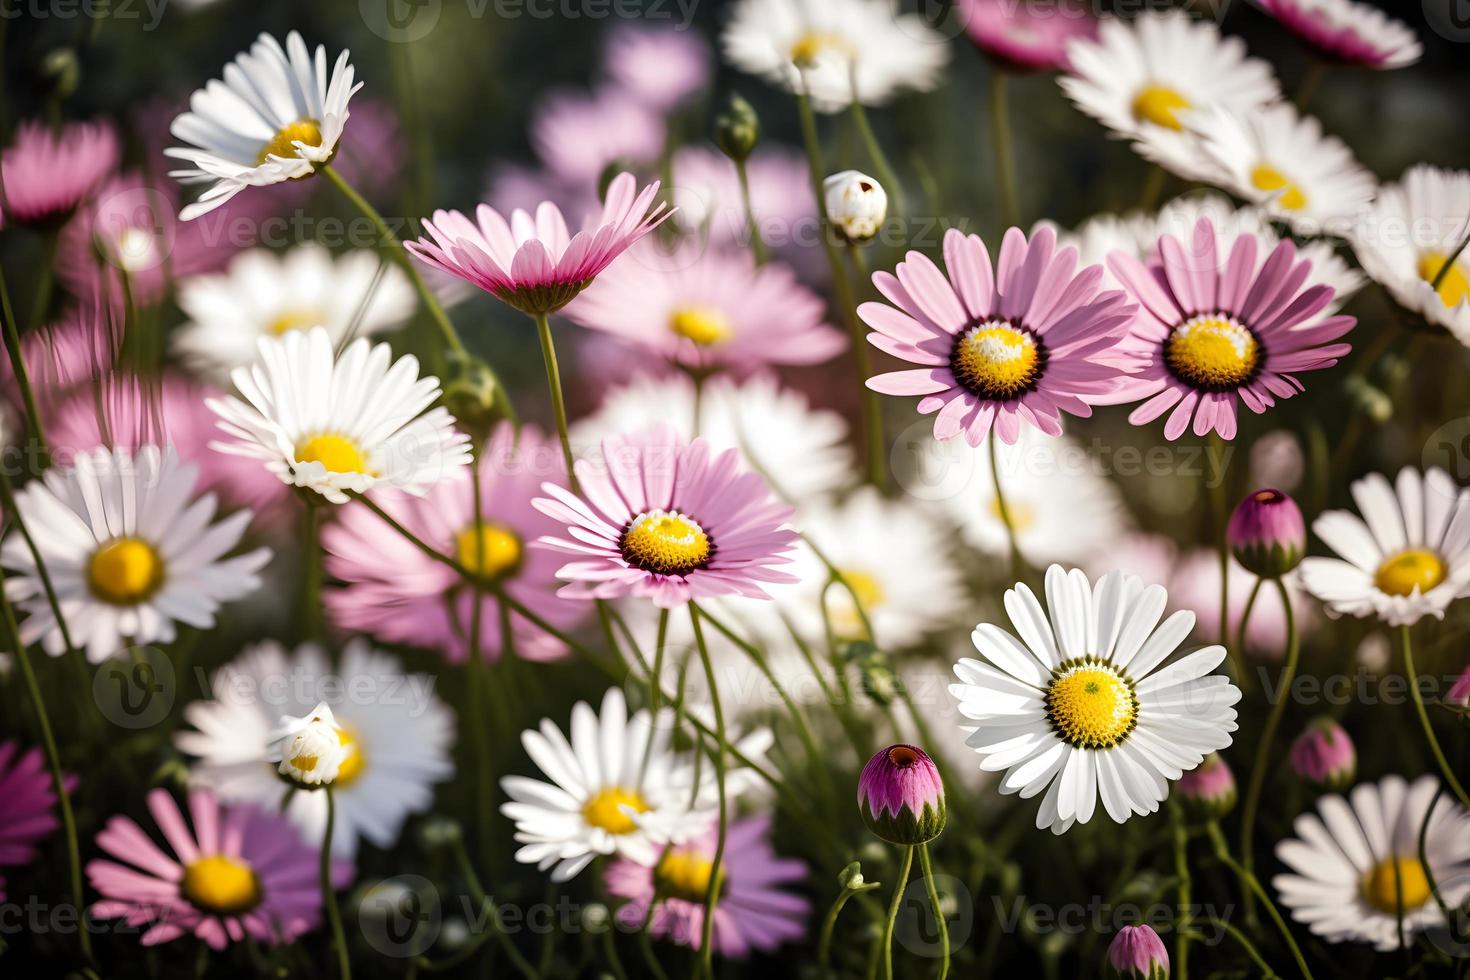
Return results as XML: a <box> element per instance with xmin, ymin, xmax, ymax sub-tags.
<box><xmin>715</xmin><ymin>93</ymin><xmax>760</xmax><ymax>163</ymax></box>
<box><xmin>1289</xmin><ymin>717</ymin><xmax>1356</xmax><ymax>790</ymax></box>
<box><xmin>1175</xmin><ymin>753</ymin><xmax>1236</xmax><ymax>820</ymax></box>
<box><xmin>270</xmin><ymin>702</ymin><xmax>349</xmax><ymax>789</ymax></box>
<box><xmin>838</xmin><ymin>861</ymin><xmax>866</xmax><ymax>889</ymax></box>
<box><xmin>1227</xmin><ymin>488</ymin><xmax>1305</xmax><ymax>578</ymax></box>
<box><xmin>824</xmin><ymin>170</ymin><xmax>886</xmax><ymax>242</ymax></box>
<box><xmin>858</xmin><ymin>744</ymin><xmax>945</xmax><ymax>845</ymax></box>
<box><xmin>1106</xmin><ymin>925</ymin><xmax>1169</xmax><ymax>980</ymax></box>
<box><xmin>1449</xmin><ymin>665</ymin><xmax>1470</xmax><ymax>710</ymax></box>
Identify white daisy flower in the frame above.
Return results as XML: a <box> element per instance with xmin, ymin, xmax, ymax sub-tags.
<box><xmin>1299</xmin><ymin>467</ymin><xmax>1470</xmax><ymax>627</ymax></box>
<box><xmin>1274</xmin><ymin>774</ymin><xmax>1470</xmax><ymax>951</ymax></box>
<box><xmin>949</xmin><ymin>565</ymin><xmax>1241</xmax><ymax>835</ymax></box>
<box><xmin>175</xmin><ymin>639</ymin><xmax>456</xmax><ymax>859</ymax></box>
<box><xmin>173</xmin><ymin>245</ymin><xmax>416</xmax><ymax>384</ymax></box>
<box><xmin>207</xmin><ymin>326</ymin><xmax>472</xmax><ymax>504</ymax></box>
<box><xmin>898</xmin><ymin>428</ymin><xmax>1129</xmax><ymax>568</ymax></box>
<box><xmin>167</xmin><ymin>31</ymin><xmax>361</xmax><ymax>220</ymax></box>
<box><xmin>1060</xmin><ymin>11</ymin><xmax>1281</xmax><ymax>176</ymax></box>
<box><xmin>1348</xmin><ymin>165</ymin><xmax>1470</xmax><ymax>341</ymax></box>
<box><xmin>271</xmin><ymin>701</ymin><xmax>348</xmax><ymax>788</ymax></box>
<box><xmin>721</xmin><ymin>0</ymin><xmax>950</xmax><ymax>113</ymax></box>
<box><xmin>778</xmin><ymin>487</ymin><xmax>968</xmax><ymax>649</ymax></box>
<box><xmin>1179</xmin><ymin>102</ymin><xmax>1375</xmax><ymax>238</ymax></box>
<box><xmin>502</xmin><ymin>688</ymin><xmax>747</xmax><ymax>882</ymax></box>
<box><xmin>0</xmin><ymin>446</ymin><xmax>270</xmax><ymax>663</ymax></box>
<box><xmin>571</xmin><ymin>373</ymin><xmax>853</xmax><ymax>507</ymax></box>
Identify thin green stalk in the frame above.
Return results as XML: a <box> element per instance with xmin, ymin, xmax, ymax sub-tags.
<box><xmin>1239</xmin><ymin>577</ymin><xmax>1299</xmax><ymax>919</ymax></box>
<box><xmin>988</xmin><ymin>70</ymin><xmax>1019</xmax><ymax>228</ymax></box>
<box><xmin>1401</xmin><ymin>625</ymin><xmax>1470</xmax><ymax>809</ymax></box>
<box><xmin>1419</xmin><ymin>785</ymin><xmax>1470</xmax><ymax>944</ymax></box>
<box><xmin>881</xmin><ymin>846</ymin><xmax>915</xmax><ymax>980</ymax></box>
<box><xmin>845</xmin><ymin>244</ymin><xmax>886</xmax><ymax>489</ymax></box>
<box><xmin>818</xmin><ymin>879</ymin><xmax>881</xmax><ymax>979</ymax></box>
<box><xmin>28</xmin><ymin>229</ymin><xmax>59</xmax><ymax>331</ymax></box>
<box><xmin>732</xmin><ymin>156</ymin><xmax>768</xmax><ymax>264</ymax></box>
<box><xmin>450</xmin><ymin>837</ymin><xmax>540</xmax><ymax>980</ymax></box>
<box><xmin>917</xmin><ymin>843</ymin><xmax>950</xmax><ymax>980</ymax></box>
<box><xmin>1233</xmin><ymin>577</ymin><xmax>1263</xmax><ymax>693</ymax></box>
<box><xmin>467</xmin><ymin>456</ymin><xmax>497</xmax><ymax>866</ymax></box>
<box><xmin>1171</xmin><ymin>804</ymin><xmax>1192</xmax><ymax>980</ymax></box>
<box><xmin>323</xmin><ymin>789</ymin><xmax>351</xmax><ymax>980</ymax></box>
<box><xmin>688</xmin><ymin>605</ymin><xmax>728</xmax><ymax>979</ymax></box>
<box><xmin>1208</xmin><ymin>433</ymin><xmax>1231</xmax><ymax>651</ymax></box>
<box><xmin>988</xmin><ymin>436</ymin><xmax>1025</xmax><ymax>578</ymax></box>
<box><xmin>0</xmin><ymin>261</ymin><xmax>47</xmax><ymax>458</ymax></box>
<box><xmin>532</xmin><ymin>311</ymin><xmax>578</xmax><ymax>492</ymax></box>
<box><xmin>302</xmin><ymin>500</ymin><xmax>324</xmax><ymax>643</ymax></box>
<box><xmin>1138</xmin><ymin>165</ymin><xmax>1167</xmax><ymax>211</ymax></box>
<box><xmin>1293</xmin><ymin>61</ymin><xmax>1326</xmax><ymax>111</ymax></box>
<box><xmin>1431</xmin><ymin>225</ymin><xmax>1470</xmax><ymax>294</ymax></box>
<box><xmin>1185</xmin><ymin>919</ymin><xmax>1279</xmax><ymax>978</ymax></box>
<box><xmin>1207</xmin><ymin>822</ymin><xmax>1313</xmax><ymax>980</ymax></box>
<box><xmin>848</xmin><ymin>97</ymin><xmax>904</xmax><ymax>221</ymax></box>
<box><xmin>0</xmin><ymin>564</ymin><xmax>92</xmax><ymax>965</ymax></box>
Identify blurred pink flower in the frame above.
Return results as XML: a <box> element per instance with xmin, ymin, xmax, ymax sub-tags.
<box><xmin>0</xmin><ymin>740</ymin><xmax>73</xmax><ymax>868</ymax></box>
<box><xmin>1171</xmin><ymin>547</ymin><xmax>1315</xmax><ymax>657</ymax></box>
<box><xmin>1256</xmin><ymin>0</ymin><xmax>1421</xmax><ymax>69</ymax></box>
<box><xmin>531</xmin><ymin>89</ymin><xmax>665</xmax><ymax>185</ymax></box>
<box><xmin>1</xmin><ymin>119</ymin><xmax>119</xmax><ymax>225</ymax></box>
<box><xmin>959</xmin><ymin>0</ymin><xmax>1098</xmax><ymax>72</ymax></box>
<box><xmin>603</xmin><ymin>25</ymin><xmax>711</xmax><ymax>111</ymax></box>
<box><xmin>1</xmin><ymin>300</ymin><xmax>121</xmax><ymax>418</ymax></box>
<box><xmin>670</xmin><ymin>146</ymin><xmax>817</xmax><ymax>259</ymax></box>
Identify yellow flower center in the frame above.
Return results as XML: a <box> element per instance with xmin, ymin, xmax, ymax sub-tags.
<box><xmin>1418</xmin><ymin>251</ymin><xmax>1470</xmax><ymax>309</ymax></box>
<box><xmin>987</xmin><ymin>497</ymin><xmax>1036</xmax><ymax>532</ymax></box>
<box><xmin>258</xmin><ymin>118</ymin><xmax>324</xmax><ymax>173</ymax></box>
<box><xmin>656</xmin><ymin>849</ymin><xmax>726</xmax><ymax>903</ymax></box>
<box><xmin>1045</xmin><ymin>660</ymin><xmax>1138</xmax><ymax>750</ymax></box>
<box><xmin>455</xmin><ymin>523</ymin><xmax>523</xmax><ymax>580</ymax></box>
<box><xmin>1131</xmin><ymin>84</ymin><xmax>1192</xmax><ymax>131</ymax></box>
<box><xmin>296</xmin><ymin>434</ymin><xmax>370</xmax><ymax>475</ymax></box>
<box><xmin>1374</xmin><ymin>549</ymin><xmax>1445</xmax><ymax>597</ymax></box>
<box><xmin>791</xmin><ymin>32</ymin><xmax>851</xmax><ymax>66</ymax></box>
<box><xmin>181</xmin><ymin>854</ymin><xmax>262</xmax><ymax>916</ymax></box>
<box><xmin>669</xmin><ymin>307</ymin><xmax>732</xmax><ymax>347</ymax></box>
<box><xmin>267</xmin><ymin>309</ymin><xmax>324</xmax><ymax>335</ymax></box>
<box><xmin>828</xmin><ymin>568</ymin><xmax>883</xmax><ymax>638</ymax></box>
<box><xmin>1166</xmin><ymin>314</ymin><xmax>1260</xmax><ymax>391</ymax></box>
<box><xmin>951</xmin><ymin>322</ymin><xmax>1042</xmax><ymax>399</ymax></box>
<box><xmin>88</xmin><ymin>537</ymin><xmax>165</xmax><ymax>605</ymax></box>
<box><xmin>1250</xmin><ymin>164</ymin><xmax>1309</xmax><ymax>211</ymax></box>
<box><xmin>621</xmin><ymin>510</ymin><xmax>712</xmax><ymax>577</ymax></box>
<box><xmin>582</xmin><ymin>787</ymin><xmax>651</xmax><ymax>835</ymax></box>
<box><xmin>335</xmin><ymin>726</ymin><xmax>364</xmax><ymax>786</ymax></box>
<box><xmin>1361</xmin><ymin>857</ymin><xmax>1432</xmax><ymax>915</ymax></box>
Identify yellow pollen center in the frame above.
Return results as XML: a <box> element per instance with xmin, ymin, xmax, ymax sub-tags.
<box><xmin>181</xmin><ymin>854</ymin><xmax>262</xmax><ymax>915</ymax></box>
<box><xmin>296</xmin><ymin>434</ymin><xmax>370</xmax><ymax>475</ymax></box>
<box><xmin>582</xmin><ymin>787</ymin><xmax>651</xmax><ymax>835</ymax></box>
<box><xmin>988</xmin><ymin>497</ymin><xmax>1036</xmax><ymax>532</ymax></box>
<box><xmin>88</xmin><ymin>537</ymin><xmax>165</xmax><ymax>605</ymax></box>
<box><xmin>1250</xmin><ymin>164</ymin><xmax>1309</xmax><ymax>211</ymax></box>
<box><xmin>951</xmin><ymin>322</ymin><xmax>1041</xmax><ymax>399</ymax></box>
<box><xmin>791</xmin><ymin>32</ymin><xmax>851</xmax><ymax>66</ymax></box>
<box><xmin>669</xmin><ymin>307</ymin><xmax>732</xmax><ymax>347</ymax></box>
<box><xmin>621</xmin><ymin>510</ymin><xmax>712</xmax><ymax>577</ymax></box>
<box><xmin>1362</xmin><ymin>857</ymin><xmax>1431</xmax><ymax>914</ymax></box>
<box><xmin>267</xmin><ymin>309</ymin><xmax>324</xmax><ymax>335</ymax></box>
<box><xmin>1418</xmin><ymin>251</ymin><xmax>1470</xmax><ymax>309</ymax></box>
<box><xmin>828</xmin><ymin>568</ymin><xmax>884</xmax><ymax>638</ymax></box>
<box><xmin>656</xmin><ymin>850</ymin><xmax>726</xmax><ymax>903</ymax></box>
<box><xmin>1045</xmin><ymin>662</ymin><xmax>1138</xmax><ymax>749</ymax></box>
<box><xmin>455</xmin><ymin>523</ymin><xmax>523</xmax><ymax>580</ymax></box>
<box><xmin>334</xmin><ymin>727</ymin><xmax>364</xmax><ymax>786</ymax></box>
<box><xmin>1132</xmin><ymin>85</ymin><xmax>1192</xmax><ymax>130</ymax></box>
<box><xmin>1374</xmin><ymin>549</ymin><xmax>1445</xmax><ymax>597</ymax></box>
<box><xmin>258</xmin><ymin>118</ymin><xmax>324</xmax><ymax>172</ymax></box>
<box><xmin>1166</xmin><ymin>315</ymin><xmax>1259</xmax><ymax>390</ymax></box>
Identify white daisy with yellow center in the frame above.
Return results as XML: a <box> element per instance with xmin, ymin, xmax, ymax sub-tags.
<box><xmin>208</xmin><ymin>326</ymin><xmax>473</xmax><ymax>504</ymax></box>
<box><xmin>175</xmin><ymin>640</ymin><xmax>455</xmax><ymax>859</ymax></box>
<box><xmin>950</xmin><ymin>565</ymin><xmax>1241</xmax><ymax>835</ymax></box>
<box><xmin>1300</xmin><ymin>466</ymin><xmax>1470</xmax><ymax>627</ymax></box>
<box><xmin>167</xmin><ymin>31</ymin><xmax>361</xmax><ymax>220</ymax></box>
<box><xmin>0</xmin><ymin>446</ymin><xmax>270</xmax><ymax>664</ymax></box>
<box><xmin>173</xmin><ymin>245</ymin><xmax>415</xmax><ymax>384</ymax></box>
<box><xmin>1274</xmin><ymin>775</ymin><xmax>1470</xmax><ymax>950</ymax></box>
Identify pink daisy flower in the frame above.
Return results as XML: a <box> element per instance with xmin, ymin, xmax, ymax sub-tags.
<box><xmin>530</xmin><ymin>90</ymin><xmax>665</xmax><ymax>185</ymax></box>
<box><xmin>1</xmin><ymin>300</ymin><xmax>120</xmax><ymax>419</ymax></box>
<box><xmin>88</xmin><ymin>789</ymin><xmax>330</xmax><ymax>950</ymax></box>
<box><xmin>0</xmin><ymin>741</ymin><xmax>73</xmax><ymax>870</ymax></box>
<box><xmin>562</xmin><ymin>242</ymin><xmax>844</xmax><ymax>373</ymax></box>
<box><xmin>533</xmin><ymin>424</ymin><xmax>799</xmax><ymax>608</ymax></box>
<box><xmin>958</xmin><ymin>0</ymin><xmax>1098</xmax><ymax>72</ymax></box>
<box><xmin>606</xmin><ymin>815</ymin><xmax>809</xmax><ymax>957</ymax></box>
<box><xmin>323</xmin><ymin>423</ymin><xmax>587</xmax><ymax>662</ymax></box>
<box><xmin>405</xmin><ymin>171</ymin><xmax>672</xmax><ymax>316</ymax></box>
<box><xmin>1255</xmin><ymin>0</ymin><xmax>1421</xmax><ymax>69</ymax></box>
<box><xmin>1</xmin><ymin>119</ymin><xmax>120</xmax><ymax>225</ymax></box>
<box><xmin>1106</xmin><ymin>217</ymin><xmax>1355</xmax><ymax>440</ymax></box>
<box><xmin>863</xmin><ymin>226</ymin><xmax>1137</xmax><ymax>446</ymax></box>
<box><xmin>603</xmin><ymin>25</ymin><xmax>712</xmax><ymax>111</ymax></box>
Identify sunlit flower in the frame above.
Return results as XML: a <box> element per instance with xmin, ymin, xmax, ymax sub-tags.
<box><xmin>1299</xmin><ymin>466</ymin><xmax>1470</xmax><ymax>627</ymax></box>
<box><xmin>530</xmin><ymin>89</ymin><xmax>665</xmax><ymax>184</ymax></box>
<box><xmin>208</xmin><ymin>327</ymin><xmax>472</xmax><ymax>504</ymax></box>
<box><xmin>864</xmin><ymin>226</ymin><xmax>1136</xmax><ymax>446</ymax></box>
<box><xmin>1</xmin><ymin>302</ymin><xmax>120</xmax><ymax>417</ymax></box>
<box><xmin>0</xmin><ymin>446</ymin><xmax>269</xmax><ymax>662</ymax></box>
<box><xmin>959</xmin><ymin>0</ymin><xmax>1098</xmax><ymax>72</ymax></box>
<box><xmin>670</xmin><ymin>145</ymin><xmax>816</xmax><ymax>256</ymax></box>
<box><xmin>1175</xmin><ymin>752</ymin><xmax>1236</xmax><ymax>819</ymax></box>
<box><xmin>1</xmin><ymin>119</ymin><xmax>119</xmax><ymax>225</ymax></box>
<box><xmin>271</xmin><ymin>702</ymin><xmax>348</xmax><ymax>788</ymax></box>
<box><xmin>950</xmin><ymin>565</ymin><xmax>1241</xmax><ymax>834</ymax></box>
<box><xmin>824</xmin><ymin>170</ymin><xmax>886</xmax><ymax>242</ymax></box>
<box><xmin>1255</xmin><ymin>0</ymin><xmax>1421</xmax><ymax>69</ymax></box>
<box><xmin>1274</xmin><ymin>775</ymin><xmax>1470</xmax><ymax>950</ymax></box>
<box><xmin>173</xmin><ymin>245</ymin><xmax>416</xmax><ymax>384</ymax></box>
<box><xmin>603</xmin><ymin>24</ymin><xmax>712</xmax><ymax>111</ymax></box>
<box><xmin>1228</xmin><ymin>488</ymin><xmax>1306</xmax><ymax>578</ymax></box>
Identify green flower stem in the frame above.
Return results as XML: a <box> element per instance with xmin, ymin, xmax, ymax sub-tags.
<box><xmin>1233</xmin><ymin>577</ymin><xmax>1263</xmax><ymax>693</ymax></box>
<box><xmin>688</xmin><ymin>605</ymin><xmax>728</xmax><ymax>979</ymax></box>
<box><xmin>848</xmin><ymin>96</ymin><xmax>904</xmax><ymax>222</ymax></box>
<box><xmin>27</xmin><ymin>229</ymin><xmax>59</xmax><ymax>331</ymax></box>
<box><xmin>1185</xmin><ymin>918</ymin><xmax>1279</xmax><ymax>978</ymax></box>
<box><xmin>880</xmin><ymin>846</ymin><xmax>915</xmax><ymax>980</ymax></box>
<box><xmin>1419</xmin><ymin>785</ymin><xmax>1470</xmax><ymax>944</ymax></box>
<box><xmin>917</xmin><ymin>843</ymin><xmax>950</xmax><ymax>980</ymax></box>
<box><xmin>1206</xmin><ymin>822</ymin><xmax>1313</xmax><ymax>980</ymax></box>
<box><xmin>0</xmin><ymin>563</ymin><xmax>92</xmax><ymax>966</ymax></box>
<box><xmin>732</xmin><ymin>156</ymin><xmax>768</xmax><ymax>264</ymax></box>
<box><xmin>989</xmin><ymin>435</ymin><xmax>1025</xmax><ymax>580</ymax></box>
<box><xmin>988</xmin><ymin>70</ymin><xmax>1019</xmax><ymax>228</ymax></box>
<box><xmin>1239</xmin><ymin>577</ymin><xmax>1299</xmax><ymax>921</ymax></box>
<box><xmin>449</xmin><ymin>836</ymin><xmax>541</xmax><ymax>980</ymax></box>
<box><xmin>0</xmin><ymin>261</ymin><xmax>48</xmax><ymax>457</ymax></box>
<box><xmin>532</xmin><ymin>311</ymin><xmax>578</xmax><ymax>493</ymax></box>
<box><xmin>1171</xmin><ymin>804</ymin><xmax>1192</xmax><ymax>980</ymax></box>
<box><xmin>1401</xmin><ymin>625</ymin><xmax>1470</xmax><ymax>809</ymax></box>
<box><xmin>301</xmin><ymin>500</ymin><xmax>324</xmax><ymax>643</ymax></box>
<box><xmin>1207</xmin><ymin>433</ymin><xmax>1231</xmax><ymax>651</ymax></box>
<box><xmin>1293</xmin><ymin>61</ymin><xmax>1326</xmax><ymax>111</ymax></box>
<box><xmin>845</xmin><ymin>244</ymin><xmax>887</xmax><ymax>491</ymax></box>
<box><xmin>1431</xmin><ymin>227</ymin><xmax>1470</xmax><ymax>293</ymax></box>
<box><xmin>467</xmin><ymin>455</ymin><xmax>497</xmax><ymax>867</ymax></box>
<box><xmin>818</xmin><ymin>879</ymin><xmax>882</xmax><ymax>979</ymax></box>
<box><xmin>322</xmin><ymin>788</ymin><xmax>351</xmax><ymax>980</ymax></box>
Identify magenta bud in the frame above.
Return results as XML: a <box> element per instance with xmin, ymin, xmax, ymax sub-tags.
<box><xmin>1175</xmin><ymin>753</ymin><xmax>1236</xmax><ymax>820</ymax></box>
<box><xmin>1449</xmin><ymin>665</ymin><xmax>1470</xmax><ymax>710</ymax></box>
<box><xmin>1289</xmin><ymin>718</ymin><xmax>1356</xmax><ymax>790</ymax></box>
<box><xmin>857</xmin><ymin>744</ymin><xmax>946</xmax><ymax>845</ymax></box>
<box><xmin>1106</xmin><ymin>924</ymin><xmax>1169</xmax><ymax>980</ymax></box>
<box><xmin>1227</xmin><ymin>488</ymin><xmax>1306</xmax><ymax>579</ymax></box>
